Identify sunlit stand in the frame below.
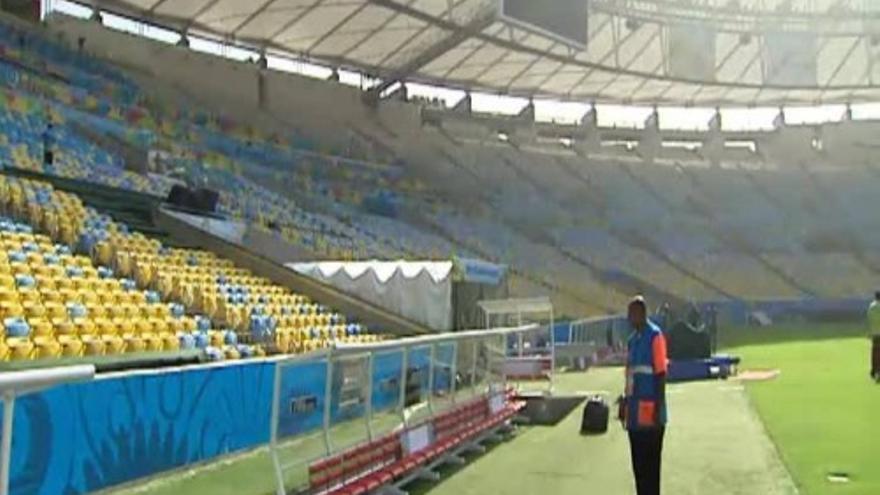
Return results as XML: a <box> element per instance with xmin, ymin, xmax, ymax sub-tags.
<box><xmin>0</xmin><ymin>365</ymin><xmax>96</xmax><ymax>495</ymax></box>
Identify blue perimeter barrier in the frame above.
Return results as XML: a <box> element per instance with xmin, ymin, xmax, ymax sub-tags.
<box><xmin>7</xmin><ymin>361</ymin><xmax>276</xmax><ymax>495</ymax></box>
<box><xmin>6</xmin><ymin>346</ymin><xmax>457</xmax><ymax>495</ymax></box>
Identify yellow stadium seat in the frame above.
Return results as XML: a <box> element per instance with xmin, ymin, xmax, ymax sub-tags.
<box><xmin>94</xmin><ymin>242</ymin><xmax>112</xmax><ymax>266</ymax></box>
<box><xmin>0</xmin><ymin>287</ymin><xmax>17</xmax><ymax>303</ymax></box>
<box><xmin>33</xmin><ymin>336</ymin><xmax>61</xmax><ymax>359</ymax></box>
<box><xmin>23</xmin><ymin>302</ymin><xmax>46</xmax><ymax>318</ymax></box>
<box><xmin>275</xmin><ymin>330</ymin><xmax>290</xmax><ymax>353</ymax></box>
<box><xmin>114</xmin><ymin>318</ymin><xmax>134</xmax><ymax>335</ymax></box>
<box><xmin>18</xmin><ymin>288</ymin><xmax>39</xmax><ymax>302</ymax></box>
<box><xmin>73</xmin><ymin>319</ymin><xmax>95</xmax><ymax>336</ymax></box>
<box><xmin>53</xmin><ymin>320</ymin><xmax>75</xmax><ymax>336</ymax></box>
<box><xmin>181</xmin><ymin>317</ymin><xmax>196</xmax><ymax>332</ymax></box>
<box><xmin>223</xmin><ymin>346</ymin><xmax>240</xmax><ymax>360</ymax></box>
<box><xmin>34</xmin><ymin>276</ymin><xmax>56</xmax><ymax>290</ymax></box>
<box><xmin>95</xmin><ymin>319</ymin><xmax>116</xmax><ymax>336</ymax></box>
<box><xmin>29</xmin><ymin>318</ymin><xmax>53</xmax><ymax>337</ymax></box>
<box><xmin>151</xmin><ymin>318</ymin><xmax>169</xmax><ymax>334</ymax></box>
<box><xmin>87</xmin><ymin>304</ymin><xmax>107</xmax><ymax>318</ymax></box>
<box><xmin>78</xmin><ymin>290</ymin><xmax>99</xmax><ymax>304</ymax></box>
<box><xmin>58</xmin><ymin>336</ymin><xmax>84</xmax><ymax>357</ymax></box>
<box><xmin>135</xmin><ymin>318</ymin><xmax>152</xmax><ymax>335</ymax></box>
<box><xmin>9</xmin><ymin>262</ymin><xmax>29</xmax><ymax>274</ymax></box>
<box><xmin>81</xmin><ymin>336</ymin><xmax>105</xmax><ymax>356</ymax></box>
<box><xmin>143</xmin><ymin>333</ymin><xmax>163</xmax><ymax>352</ymax></box>
<box><xmin>102</xmin><ymin>335</ymin><xmax>125</xmax><ymax>355</ymax></box>
<box><xmin>124</xmin><ymin>335</ymin><xmax>145</xmax><ymax>353</ymax></box>
<box><xmin>208</xmin><ymin>330</ymin><xmax>225</xmax><ymax>347</ymax></box>
<box><xmin>123</xmin><ymin>304</ymin><xmax>140</xmax><ymax>319</ymax></box>
<box><xmin>41</xmin><ymin>289</ymin><xmax>63</xmax><ymax>303</ymax></box>
<box><xmin>107</xmin><ymin>305</ymin><xmax>125</xmax><ymax>319</ymax></box>
<box><xmin>58</xmin><ymin>287</ymin><xmax>78</xmax><ymax>302</ymax></box>
<box><xmin>129</xmin><ymin>291</ymin><xmax>146</xmax><ymax>305</ymax></box>
<box><xmin>99</xmin><ymin>279</ymin><xmax>121</xmax><ymax>292</ymax></box>
<box><xmin>144</xmin><ymin>304</ymin><xmax>162</xmax><ymax>318</ymax></box>
<box><xmin>161</xmin><ymin>333</ymin><xmax>179</xmax><ymax>351</ymax></box>
<box><xmin>0</xmin><ymin>339</ymin><xmax>8</xmax><ymax>362</ymax></box>
<box><xmin>0</xmin><ymin>302</ymin><xmax>24</xmax><ymax>319</ymax></box>
<box><xmin>8</xmin><ymin>337</ymin><xmax>34</xmax><ymax>360</ymax></box>
<box><xmin>99</xmin><ymin>291</ymin><xmax>117</xmax><ymax>305</ymax></box>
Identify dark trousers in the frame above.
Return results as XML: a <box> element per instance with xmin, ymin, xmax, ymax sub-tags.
<box><xmin>628</xmin><ymin>427</ymin><xmax>665</xmax><ymax>495</ymax></box>
<box><xmin>872</xmin><ymin>336</ymin><xmax>880</xmax><ymax>378</ymax></box>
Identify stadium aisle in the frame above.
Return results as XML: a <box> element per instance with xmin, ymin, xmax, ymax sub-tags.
<box><xmin>416</xmin><ymin>369</ymin><xmax>797</xmax><ymax>495</ymax></box>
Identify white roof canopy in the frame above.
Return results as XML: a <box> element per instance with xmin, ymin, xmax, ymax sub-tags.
<box><xmin>89</xmin><ymin>0</ymin><xmax>880</xmax><ymax>105</ymax></box>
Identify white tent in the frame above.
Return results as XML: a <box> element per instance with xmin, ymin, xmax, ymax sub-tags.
<box><xmin>289</xmin><ymin>261</ymin><xmax>454</xmax><ymax>331</ymax></box>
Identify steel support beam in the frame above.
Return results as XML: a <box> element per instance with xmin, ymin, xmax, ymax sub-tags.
<box><xmin>365</xmin><ymin>0</ymin><xmax>495</xmax><ymax>99</ymax></box>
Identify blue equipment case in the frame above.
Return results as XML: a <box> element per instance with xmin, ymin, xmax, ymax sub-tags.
<box><xmin>668</xmin><ymin>355</ymin><xmax>741</xmax><ymax>382</ymax></box>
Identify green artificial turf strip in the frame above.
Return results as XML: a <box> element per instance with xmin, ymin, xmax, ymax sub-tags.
<box><xmin>725</xmin><ymin>323</ymin><xmax>879</xmax><ymax>495</ymax></box>
<box><xmin>416</xmin><ymin>369</ymin><xmax>795</xmax><ymax>495</ymax></box>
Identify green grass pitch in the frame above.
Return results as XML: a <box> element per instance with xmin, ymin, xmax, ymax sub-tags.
<box><xmin>104</xmin><ymin>322</ymin><xmax>878</xmax><ymax>495</ymax></box>
<box><xmin>722</xmin><ymin>323</ymin><xmax>879</xmax><ymax>495</ymax></box>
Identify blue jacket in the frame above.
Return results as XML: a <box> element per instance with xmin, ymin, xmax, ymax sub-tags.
<box><xmin>625</xmin><ymin>320</ymin><xmax>668</xmax><ymax>430</ymax></box>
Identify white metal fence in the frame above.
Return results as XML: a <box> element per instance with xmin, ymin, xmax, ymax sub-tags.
<box><xmin>268</xmin><ymin>324</ymin><xmax>548</xmax><ymax>495</ymax></box>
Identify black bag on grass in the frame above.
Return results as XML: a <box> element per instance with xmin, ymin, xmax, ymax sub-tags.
<box><xmin>580</xmin><ymin>396</ymin><xmax>609</xmax><ymax>434</ymax></box>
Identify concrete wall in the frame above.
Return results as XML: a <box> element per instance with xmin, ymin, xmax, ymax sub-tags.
<box><xmin>46</xmin><ymin>14</ymin><xmax>422</xmax><ymax>160</ymax></box>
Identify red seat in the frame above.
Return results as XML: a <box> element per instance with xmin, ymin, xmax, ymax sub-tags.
<box><xmin>389</xmin><ymin>460</ymin><xmax>409</xmax><ymax>477</ymax></box>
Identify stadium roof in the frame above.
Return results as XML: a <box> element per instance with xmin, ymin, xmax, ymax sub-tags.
<box><xmin>89</xmin><ymin>0</ymin><xmax>880</xmax><ymax>106</ymax></box>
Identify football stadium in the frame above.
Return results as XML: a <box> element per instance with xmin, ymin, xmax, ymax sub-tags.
<box><xmin>0</xmin><ymin>0</ymin><xmax>878</xmax><ymax>494</ymax></box>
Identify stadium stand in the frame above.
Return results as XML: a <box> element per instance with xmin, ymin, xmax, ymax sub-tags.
<box><xmin>0</xmin><ymin>174</ymin><xmax>378</xmax><ymax>363</ymax></box>
<box><xmin>0</xmin><ymin>10</ymin><xmax>875</xmax><ymax>321</ymax></box>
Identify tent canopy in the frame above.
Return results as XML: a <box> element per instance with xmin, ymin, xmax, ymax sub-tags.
<box><xmin>289</xmin><ymin>260</ymin><xmax>454</xmax><ymax>331</ymax></box>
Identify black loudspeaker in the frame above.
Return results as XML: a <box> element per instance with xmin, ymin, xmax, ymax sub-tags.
<box><xmin>166</xmin><ymin>185</ymin><xmax>219</xmax><ymax>214</ymax></box>
<box><xmin>166</xmin><ymin>185</ymin><xmax>191</xmax><ymax>208</ymax></box>
<box><xmin>667</xmin><ymin>321</ymin><xmax>711</xmax><ymax>361</ymax></box>
<box><xmin>193</xmin><ymin>188</ymin><xmax>220</xmax><ymax>213</ymax></box>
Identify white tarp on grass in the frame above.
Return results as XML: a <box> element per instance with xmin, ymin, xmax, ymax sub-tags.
<box><xmin>288</xmin><ymin>261</ymin><xmax>453</xmax><ymax>331</ymax></box>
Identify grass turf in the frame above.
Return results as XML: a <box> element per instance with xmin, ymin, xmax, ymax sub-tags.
<box><xmin>413</xmin><ymin>369</ymin><xmax>794</xmax><ymax>495</ymax></box>
<box><xmin>722</xmin><ymin>323</ymin><xmax>879</xmax><ymax>495</ymax></box>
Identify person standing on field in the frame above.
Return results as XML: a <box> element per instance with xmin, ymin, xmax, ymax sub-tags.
<box><xmin>621</xmin><ymin>296</ymin><xmax>668</xmax><ymax>495</ymax></box>
<box><xmin>868</xmin><ymin>292</ymin><xmax>880</xmax><ymax>382</ymax></box>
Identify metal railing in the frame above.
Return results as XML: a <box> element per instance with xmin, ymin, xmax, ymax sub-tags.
<box><xmin>268</xmin><ymin>324</ymin><xmax>548</xmax><ymax>495</ymax></box>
